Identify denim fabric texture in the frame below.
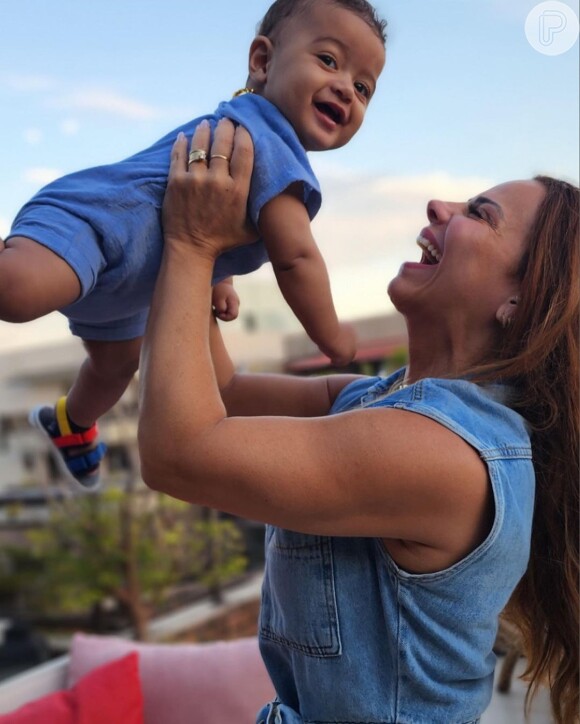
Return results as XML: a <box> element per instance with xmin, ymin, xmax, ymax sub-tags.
<box><xmin>257</xmin><ymin>371</ymin><xmax>534</xmax><ymax>724</ymax></box>
<box><xmin>8</xmin><ymin>94</ymin><xmax>321</xmax><ymax>341</ymax></box>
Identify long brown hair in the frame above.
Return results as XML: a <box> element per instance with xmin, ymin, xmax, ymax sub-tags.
<box><xmin>478</xmin><ymin>176</ymin><xmax>579</xmax><ymax>723</ymax></box>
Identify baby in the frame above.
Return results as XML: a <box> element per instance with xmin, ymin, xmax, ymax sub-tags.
<box><xmin>0</xmin><ymin>0</ymin><xmax>386</xmax><ymax>487</ymax></box>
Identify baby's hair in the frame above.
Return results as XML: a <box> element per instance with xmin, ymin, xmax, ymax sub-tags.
<box><xmin>257</xmin><ymin>0</ymin><xmax>387</xmax><ymax>47</ymax></box>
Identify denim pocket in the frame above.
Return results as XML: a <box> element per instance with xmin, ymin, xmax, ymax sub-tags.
<box><xmin>260</xmin><ymin>528</ymin><xmax>341</xmax><ymax>657</ymax></box>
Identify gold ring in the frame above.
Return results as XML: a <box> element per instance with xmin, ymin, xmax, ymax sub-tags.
<box><xmin>210</xmin><ymin>154</ymin><xmax>230</xmax><ymax>162</ymax></box>
<box><xmin>188</xmin><ymin>149</ymin><xmax>208</xmax><ymax>165</ymax></box>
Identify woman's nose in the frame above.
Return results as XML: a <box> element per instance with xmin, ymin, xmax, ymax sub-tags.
<box><xmin>427</xmin><ymin>199</ymin><xmax>452</xmax><ymax>223</ymax></box>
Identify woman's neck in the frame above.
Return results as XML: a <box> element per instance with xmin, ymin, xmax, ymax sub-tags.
<box><xmin>402</xmin><ymin>313</ymin><xmax>498</xmax><ymax>384</ymax></box>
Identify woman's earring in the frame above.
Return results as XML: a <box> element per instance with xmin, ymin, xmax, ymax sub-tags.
<box><xmin>500</xmin><ymin>297</ymin><xmax>519</xmax><ymax>328</ymax></box>
<box><xmin>500</xmin><ymin>312</ymin><xmax>513</xmax><ymax>328</ymax></box>
<box><xmin>497</xmin><ymin>296</ymin><xmax>519</xmax><ymax>328</ymax></box>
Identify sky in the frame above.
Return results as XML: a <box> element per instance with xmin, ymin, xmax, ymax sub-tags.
<box><xmin>0</xmin><ymin>0</ymin><xmax>578</xmax><ymax>350</ymax></box>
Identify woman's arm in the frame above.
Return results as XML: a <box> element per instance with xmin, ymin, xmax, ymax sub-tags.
<box><xmin>139</xmin><ymin>121</ymin><xmax>490</xmax><ymax>562</ymax></box>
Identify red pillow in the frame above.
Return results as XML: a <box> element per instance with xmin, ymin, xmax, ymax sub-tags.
<box><xmin>0</xmin><ymin>652</ymin><xmax>143</xmax><ymax>724</ymax></box>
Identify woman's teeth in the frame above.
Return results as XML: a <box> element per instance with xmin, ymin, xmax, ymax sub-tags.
<box><xmin>416</xmin><ymin>235</ymin><xmax>441</xmax><ymax>263</ymax></box>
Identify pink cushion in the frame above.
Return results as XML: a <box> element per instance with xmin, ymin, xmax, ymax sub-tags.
<box><xmin>0</xmin><ymin>652</ymin><xmax>143</xmax><ymax>724</ymax></box>
<box><xmin>69</xmin><ymin>634</ymin><xmax>275</xmax><ymax>724</ymax></box>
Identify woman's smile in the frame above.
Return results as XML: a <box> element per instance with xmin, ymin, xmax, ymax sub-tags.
<box><xmin>416</xmin><ymin>232</ymin><xmax>442</xmax><ymax>264</ymax></box>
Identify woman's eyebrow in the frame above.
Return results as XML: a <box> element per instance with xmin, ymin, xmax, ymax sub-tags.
<box><xmin>469</xmin><ymin>196</ymin><xmax>505</xmax><ymax>219</ymax></box>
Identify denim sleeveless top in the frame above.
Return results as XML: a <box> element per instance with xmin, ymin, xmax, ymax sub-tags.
<box><xmin>257</xmin><ymin>372</ymin><xmax>535</xmax><ymax>724</ymax></box>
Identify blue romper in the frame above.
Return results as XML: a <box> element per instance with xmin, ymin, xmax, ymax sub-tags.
<box><xmin>8</xmin><ymin>94</ymin><xmax>321</xmax><ymax>341</ymax></box>
<box><xmin>257</xmin><ymin>371</ymin><xmax>535</xmax><ymax>724</ymax></box>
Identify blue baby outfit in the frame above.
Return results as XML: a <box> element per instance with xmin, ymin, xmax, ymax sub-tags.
<box><xmin>257</xmin><ymin>372</ymin><xmax>535</xmax><ymax>724</ymax></box>
<box><xmin>8</xmin><ymin>94</ymin><xmax>321</xmax><ymax>340</ymax></box>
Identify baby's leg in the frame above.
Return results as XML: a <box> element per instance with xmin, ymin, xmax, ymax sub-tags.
<box><xmin>67</xmin><ymin>337</ymin><xmax>143</xmax><ymax>427</ymax></box>
<box><xmin>0</xmin><ymin>236</ymin><xmax>81</xmax><ymax>321</ymax></box>
<box><xmin>29</xmin><ymin>337</ymin><xmax>142</xmax><ymax>488</ymax></box>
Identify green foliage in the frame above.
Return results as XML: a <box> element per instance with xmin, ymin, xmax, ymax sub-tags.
<box><xmin>187</xmin><ymin>515</ymin><xmax>248</xmax><ymax>592</ymax></box>
<box><xmin>0</xmin><ymin>546</ymin><xmax>44</xmax><ymax>610</ymax></box>
<box><xmin>0</xmin><ymin>486</ymin><xmax>247</xmax><ymax>618</ymax></box>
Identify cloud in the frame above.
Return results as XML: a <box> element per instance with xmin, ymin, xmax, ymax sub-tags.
<box><xmin>370</xmin><ymin>172</ymin><xmax>496</xmax><ymax>200</ymax></box>
<box><xmin>311</xmin><ymin>169</ymin><xmax>495</xmax><ymax>270</ymax></box>
<box><xmin>60</xmin><ymin>118</ymin><xmax>80</xmax><ymax>136</ymax></box>
<box><xmin>23</xmin><ymin>128</ymin><xmax>43</xmax><ymax>145</ymax></box>
<box><xmin>1</xmin><ymin>71</ymin><xmax>163</xmax><ymax>121</ymax></box>
<box><xmin>23</xmin><ymin>167</ymin><xmax>63</xmax><ymax>186</ymax></box>
<box><xmin>0</xmin><ymin>71</ymin><xmax>57</xmax><ymax>92</ymax></box>
<box><xmin>51</xmin><ymin>88</ymin><xmax>162</xmax><ymax>120</ymax></box>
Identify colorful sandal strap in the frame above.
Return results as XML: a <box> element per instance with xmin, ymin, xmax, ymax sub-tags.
<box><xmin>55</xmin><ymin>396</ymin><xmax>72</xmax><ymax>436</ymax></box>
<box><xmin>53</xmin><ymin>396</ymin><xmax>99</xmax><ymax>448</ymax></box>
<box><xmin>53</xmin><ymin>426</ymin><xmax>99</xmax><ymax>449</ymax></box>
<box><xmin>66</xmin><ymin>443</ymin><xmax>107</xmax><ymax>474</ymax></box>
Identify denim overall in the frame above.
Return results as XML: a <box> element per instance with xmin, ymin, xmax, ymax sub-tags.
<box><xmin>257</xmin><ymin>373</ymin><xmax>535</xmax><ymax>724</ymax></box>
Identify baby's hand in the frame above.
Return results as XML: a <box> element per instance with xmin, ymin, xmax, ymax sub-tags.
<box><xmin>322</xmin><ymin>323</ymin><xmax>357</xmax><ymax>367</ymax></box>
<box><xmin>212</xmin><ymin>279</ymin><xmax>240</xmax><ymax>322</ymax></box>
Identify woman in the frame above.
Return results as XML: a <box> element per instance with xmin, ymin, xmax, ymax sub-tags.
<box><xmin>139</xmin><ymin>120</ymin><xmax>579</xmax><ymax>724</ymax></box>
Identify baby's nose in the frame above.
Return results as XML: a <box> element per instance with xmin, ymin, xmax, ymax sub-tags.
<box><xmin>331</xmin><ymin>75</ymin><xmax>354</xmax><ymax>101</ymax></box>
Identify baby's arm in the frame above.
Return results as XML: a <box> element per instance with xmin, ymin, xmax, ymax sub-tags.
<box><xmin>259</xmin><ymin>183</ymin><xmax>356</xmax><ymax>366</ymax></box>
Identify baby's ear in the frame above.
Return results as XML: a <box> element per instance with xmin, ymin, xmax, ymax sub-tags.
<box><xmin>248</xmin><ymin>36</ymin><xmax>273</xmax><ymax>90</ymax></box>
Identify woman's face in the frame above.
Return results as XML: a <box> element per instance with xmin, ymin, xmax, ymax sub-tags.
<box><xmin>387</xmin><ymin>180</ymin><xmax>546</xmax><ymax>326</ymax></box>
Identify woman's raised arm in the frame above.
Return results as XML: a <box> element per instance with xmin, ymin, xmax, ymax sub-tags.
<box><xmin>161</xmin><ymin>118</ymin><xmax>358</xmax><ymax>419</ymax></box>
<box><xmin>138</xmin><ymin>120</ymin><xmax>488</xmax><ymax>561</ymax></box>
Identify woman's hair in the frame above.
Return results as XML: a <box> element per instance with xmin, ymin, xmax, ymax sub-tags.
<box><xmin>257</xmin><ymin>0</ymin><xmax>388</xmax><ymax>46</ymax></box>
<box><xmin>478</xmin><ymin>176</ymin><xmax>579</xmax><ymax>723</ymax></box>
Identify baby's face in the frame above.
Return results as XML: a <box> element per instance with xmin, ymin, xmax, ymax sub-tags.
<box><xmin>253</xmin><ymin>1</ymin><xmax>385</xmax><ymax>152</ymax></box>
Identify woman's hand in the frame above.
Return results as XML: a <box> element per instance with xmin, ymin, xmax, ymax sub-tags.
<box><xmin>162</xmin><ymin>118</ymin><xmax>257</xmax><ymax>260</ymax></box>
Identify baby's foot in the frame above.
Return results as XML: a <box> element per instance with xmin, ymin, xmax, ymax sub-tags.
<box><xmin>29</xmin><ymin>397</ymin><xmax>106</xmax><ymax>489</ymax></box>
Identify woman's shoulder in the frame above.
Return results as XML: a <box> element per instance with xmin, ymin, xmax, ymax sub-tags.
<box><xmin>393</xmin><ymin>377</ymin><xmax>532</xmax><ymax>456</ymax></box>
<box><xmin>333</xmin><ymin>371</ymin><xmax>532</xmax><ymax>456</ymax></box>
